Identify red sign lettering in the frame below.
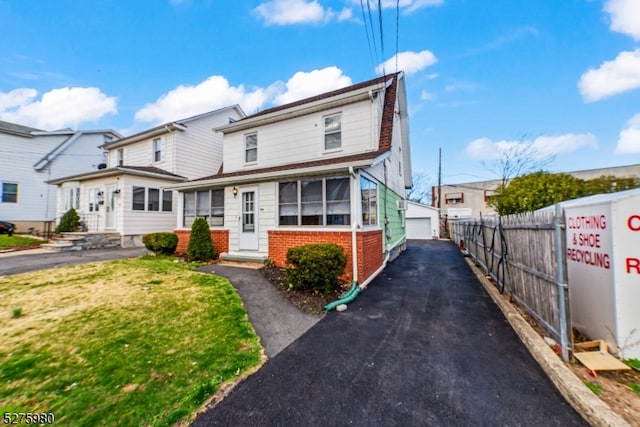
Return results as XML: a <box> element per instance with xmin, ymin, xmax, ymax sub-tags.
<box><xmin>628</xmin><ymin>215</ymin><xmax>640</xmax><ymax>232</ymax></box>
<box><xmin>627</xmin><ymin>258</ymin><xmax>640</xmax><ymax>274</ymax></box>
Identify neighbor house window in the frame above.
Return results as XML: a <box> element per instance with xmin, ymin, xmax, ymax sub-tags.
<box><xmin>324</xmin><ymin>113</ymin><xmax>341</xmax><ymax>150</ymax></box>
<box><xmin>445</xmin><ymin>192</ymin><xmax>464</xmax><ymax>204</ymax></box>
<box><xmin>132</xmin><ymin>186</ymin><xmax>172</xmax><ymax>212</ymax></box>
<box><xmin>88</xmin><ymin>188</ymin><xmax>101</xmax><ymax>212</ymax></box>
<box><xmin>117</xmin><ymin>149</ymin><xmax>124</xmax><ymax>166</ymax></box>
<box><xmin>245</xmin><ymin>133</ymin><xmax>257</xmax><ymax>163</ymax></box>
<box><xmin>183</xmin><ymin>189</ymin><xmax>224</xmax><ymax>227</ymax></box>
<box><xmin>1</xmin><ymin>182</ymin><xmax>18</xmax><ymax>203</ymax></box>
<box><xmin>361</xmin><ymin>177</ymin><xmax>378</xmax><ymax>226</ymax></box>
<box><xmin>278</xmin><ymin>176</ymin><xmax>350</xmax><ymax>226</ymax></box>
<box><xmin>153</xmin><ymin>138</ymin><xmax>162</xmax><ymax>162</ymax></box>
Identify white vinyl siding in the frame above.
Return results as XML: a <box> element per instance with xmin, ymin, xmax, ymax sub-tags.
<box><xmin>222</xmin><ymin>100</ymin><xmax>379</xmax><ymax>173</ymax></box>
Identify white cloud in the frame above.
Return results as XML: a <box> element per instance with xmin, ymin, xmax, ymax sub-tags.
<box><xmin>615</xmin><ymin>113</ymin><xmax>640</xmax><ymax>154</ymax></box>
<box><xmin>366</xmin><ymin>0</ymin><xmax>443</xmax><ymax>14</ymax></box>
<box><xmin>420</xmin><ymin>90</ymin><xmax>434</xmax><ymax>101</ymax></box>
<box><xmin>0</xmin><ymin>87</ymin><xmax>117</xmax><ymax>130</ymax></box>
<box><xmin>255</xmin><ymin>0</ymin><xmax>352</xmax><ymax>25</ymax></box>
<box><xmin>604</xmin><ymin>0</ymin><xmax>640</xmax><ymax>40</ymax></box>
<box><xmin>135</xmin><ymin>67</ymin><xmax>353</xmax><ymax>124</ymax></box>
<box><xmin>578</xmin><ymin>49</ymin><xmax>640</xmax><ymax>102</ymax></box>
<box><xmin>135</xmin><ymin>75</ymin><xmax>279</xmax><ymax>123</ymax></box>
<box><xmin>375</xmin><ymin>50</ymin><xmax>437</xmax><ymax>75</ymax></box>
<box><xmin>465</xmin><ymin>134</ymin><xmax>598</xmax><ymax>160</ymax></box>
<box><xmin>274</xmin><ymin>66</ymin><xmax>352</xmax><ymax>104</ymax></box>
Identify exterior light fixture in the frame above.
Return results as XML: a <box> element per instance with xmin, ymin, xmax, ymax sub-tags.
<box><xmin>232</xmin><ymin>187</ymin><xmax>238</xmax><ymax>198</ymax></box>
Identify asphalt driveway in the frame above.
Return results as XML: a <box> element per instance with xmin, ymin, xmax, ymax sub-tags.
<box><xmin>192</xmin><ymin>240</ymin><xmax>586</xmax><ymax>426</ymax></box>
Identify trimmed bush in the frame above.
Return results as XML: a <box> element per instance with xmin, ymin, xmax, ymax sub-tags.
<box><xmin>187</xmin><ymin>218</ymin><xmax>216</xmax><ymax>262</ymax></box>
<box><xmin>55</xmin><ymin>208</ymin><xmax>81</xmax><ymax>233</ymax></box>
<box><xmin>286</xmin><ymin>243</ymin><xmax>347</xmax><ymax>294</ymax></box>
<box><xmin>142</xmin><ymin>232</ymin><xmax>178</xmax><ymax>255</ymax></box>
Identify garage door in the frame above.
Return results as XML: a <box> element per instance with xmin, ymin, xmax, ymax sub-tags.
<box><xmin>406</xmin><ymin>217</ymin><xmax>431</xmax><ymax>239</ymax></box>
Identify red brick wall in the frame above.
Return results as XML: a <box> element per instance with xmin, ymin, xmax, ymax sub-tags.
<box><xmin>174</xmin><ymin>229</ymin><xmax>229</xmax><ymax>257</ymax></box>
<box><xmin>267</xmin><ymin>229</ymin><xmax>385</xmax><ymax>283</ymax></box>
<box><xmin>357</xmin><ymin>229</ymin><xmax>384</xmax><ymax>283</ymax></box>
<box><xmin>268</xmin><ymin>230</ymin><xmax>354</xmax><ymax>282</ymax></box>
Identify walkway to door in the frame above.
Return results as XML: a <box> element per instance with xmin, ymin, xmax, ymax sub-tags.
<box><xmin>192</xmin><ymin>240</ymin><xmax>586</xmax><ymax>426</ymax></box>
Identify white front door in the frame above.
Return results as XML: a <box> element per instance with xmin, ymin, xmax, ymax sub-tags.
<box><xmin>238</xmin><ymin>187</ymin><xmax>259</xmax><ymax>251</ymax></box>
<box><xmin>105</xmin><ymin>185</ymin><xmax>116</xmax><ymax>229</ymax></box>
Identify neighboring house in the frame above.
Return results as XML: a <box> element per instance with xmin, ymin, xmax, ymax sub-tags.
<box><xmin>48</xmin><ymin>106</ymin><xmax>246</xmax><ymax>246</ymax></box>
<box><xmin>405</xmin><ymin>201</ymin><xmax>440</xmax><ymax>240</ymax></box>
<box><xmin>171</xmin><ymin>72</ymin><xmax>412</xmax><ymax>285</ymax></box>
<box><xmin>432</xmin><ymin>163</ymin><xmax>640</xmax><ymax>218</ymax></box>
<box><xmin>0</xmin><ymin>120</ymin><xmax>121</xmax><ymax>232</ymax></box>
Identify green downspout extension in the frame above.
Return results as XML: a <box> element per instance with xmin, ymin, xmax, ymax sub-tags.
<box><xmin>324</xmin><ymin>281</ymin><xmax>361</xmax><ymax>312</ymax></box>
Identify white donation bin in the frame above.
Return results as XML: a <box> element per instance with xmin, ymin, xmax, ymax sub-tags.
<box><xmin>562</xmin><ymin>188</ymin><xmax>640</xmax><ymax>359</ymax></box>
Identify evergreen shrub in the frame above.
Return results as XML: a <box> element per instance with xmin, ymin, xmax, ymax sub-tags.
<box><xmin>187</xmin><ymin>218</ymin><xmax>216</xmax><ymax>261</ymax></box>
<box><xmin>286</xmin><ymin>243</ymin><xmax>347</xmax><ymax>294</ymax></box>
<box><xmin>142</xmin><ymin>232</ymin><xmax>178</xmax><ymax>255</ymax></box>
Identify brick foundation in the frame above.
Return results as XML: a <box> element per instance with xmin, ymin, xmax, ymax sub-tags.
<box><xmin>174</xmin><ymin>229</ymin><xmax>229</xmax><ymax>258</ymax></box>
<box><xmin>268</xmin><ymin>229</ymin><xmax>384</xmax><ymax>283</ymax></box>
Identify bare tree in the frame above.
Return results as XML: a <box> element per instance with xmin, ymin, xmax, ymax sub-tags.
<box><xmin>406</xmin><ymin>170</ymin><xmax>433</xmax><ymax>205</ymax></box>
<box><xmin>484</xmin><ymin>139</ymin><xmax>554</xmax><ymax>188</ymax></box>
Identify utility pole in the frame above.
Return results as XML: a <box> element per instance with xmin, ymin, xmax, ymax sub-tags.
<box><xmin>437</xmin><ymin>147</ymin><xmax>442</xmax><ymax>211</ymax></box>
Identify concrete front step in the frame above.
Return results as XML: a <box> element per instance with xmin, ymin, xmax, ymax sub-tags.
<box><xmin>220</xmin><ymin>251</ymin><xmax>268</xmax><ymax>264</ymax></box>
<box><xmin>43</xmin><ymin>232</ymin><xmax>122</xmax><ymax>251</ymax></box>
<box><xmin>41</xmin><ymin>242</ymin><xmax>81</xmax><ymax>252</ymax></box>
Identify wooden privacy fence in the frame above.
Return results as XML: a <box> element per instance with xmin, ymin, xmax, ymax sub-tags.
<box><xmin>449</xmin><ymin>206</ymin><xmax>571</xmax><ymax>361</ymax></box>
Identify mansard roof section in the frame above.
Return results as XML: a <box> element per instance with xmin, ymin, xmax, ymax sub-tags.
<box><xmin>103</xmin><ymin>104</ymin><xmax>246</xmax><ymax>149</ymax></box>
<box><xmin>215</xmin><ymin>72</ymin><xmax>402</xmax><ymax>135</ymax></box>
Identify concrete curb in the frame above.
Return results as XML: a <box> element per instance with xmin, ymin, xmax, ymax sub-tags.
<box><xmin>464</xmin><ymin>257</ymin><xmax>630</xmax><ymax>427</ymax></box>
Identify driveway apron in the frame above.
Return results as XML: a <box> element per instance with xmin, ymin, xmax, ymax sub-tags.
<box><xmin>195</xmin><ymin>240</ymin><xmax>586</xmax><ymax>426</ymax></box>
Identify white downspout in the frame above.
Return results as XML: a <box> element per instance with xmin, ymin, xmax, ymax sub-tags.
<box><xmin>349</xmin><ymin>166</ymin><xmax>358</xmax><ymax>283</ymax></box>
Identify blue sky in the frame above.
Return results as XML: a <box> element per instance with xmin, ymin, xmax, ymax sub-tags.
<box><xmin>1</xmin><ymin>0</ymin><xmax>639</xmax><ymax>186</ymax></box>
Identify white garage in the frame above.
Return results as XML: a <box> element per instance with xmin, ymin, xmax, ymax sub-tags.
<box><xmin>405</xmin><ymin>201</ymin><xmax>440</xmax><ymax>240</ymax></box>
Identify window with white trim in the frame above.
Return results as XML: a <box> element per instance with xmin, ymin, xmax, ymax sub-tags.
<box><xmin>65</xmin><ymin>187</ymin><xmax>80</xmax><ymax>210</ymax></box>
<box><xmin>360</xmin><ymin>176</ymin><xmax>378</xmax><ymax>225</ymax></box>
<box><xmin>183</xmin><ymin>189</ymin><xmax>224</xmax><ymax>227</ymax></box>
<box><xmin>117</xmin><ymin>149</ymin><xmax>124</xmax><ymax>166</ymax></box>
<box><xmin>245</xmin><ymin>133</ymin><xmax>257</xmax><ymax>163</ymax></box>
<box><xmin>324</xmin><ymin>113</ymin><xmax>341</xmax><ymax>150</ymax></box>
<box><xmin>132</xmin><ymin>186</ymin><xmax>172</xmax><ymax>212</ymax></box>
<box><xmin>88</xmin><ymin>188</ymin><xmax>101</xmax><ymax>212</ymax></box>
<box><xmin>1</xmin><ymin>182</ymin><xmax>18</xmax><ymax>203</ymax></box>
<box><xmin>278</xmin><ymin>176</ymin><xmax>350</xmax><ymax>226</ymax></box>
<box><xmin>153</xmin><ymin>138</ymin><xmax>162</xmax><ymax>162</ymax></box>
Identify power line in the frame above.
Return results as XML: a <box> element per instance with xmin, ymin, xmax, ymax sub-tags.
<box><xmin>377</xmin><ymin>0</ymin><xmax>385</xmax><ymax>74</ymax></box>
<box><xmin>359</xmin><ymin>0</ymin><xmax>377</xmax><ymax>71</ymax></box>
<box><xmin>395</xmin><ymin>0</ymin><xmax>400</xmax><ymax>73</ymax></box>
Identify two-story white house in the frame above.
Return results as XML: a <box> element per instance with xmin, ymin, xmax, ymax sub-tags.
<box><xmin>0</xmin><ymin>120</ymin><xmax>121</xmax><ymax>233</ymax></box>
<box><xmin>171</xmin><ymin>72</ymin><xmax>412</xmax><ymax>285</ymax></box>
<box><xmin>49</xmin><ymin>106</ymin><xmax>245</xmax><ymax>246</ymax></box>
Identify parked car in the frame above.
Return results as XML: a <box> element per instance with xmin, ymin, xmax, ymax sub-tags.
<box><xmin>0</xmin><ymin>220</ymin><xmax>16</xmax><ymax>236</ymax></box>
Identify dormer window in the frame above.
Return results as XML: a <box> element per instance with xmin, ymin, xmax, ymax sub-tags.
<box><xmin>153</xmin><ymin>138</ymin><xmax>162</xmax><ymax>162</ymax></box>
<box><xmin>324</xmin><ymin>113</ymin><xmax>341</xmax><ymax>150</ymax></box>
<box><xmin>245</xmin><ymin>132</ymin><xmax>257</xmax><ymax>163</ymax></box>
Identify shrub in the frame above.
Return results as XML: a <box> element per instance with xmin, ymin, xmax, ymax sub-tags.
<box><xmin>142</xmin><ymin>232</ymin><xmax>178</xmax><ymax>255</ymax></box>
<box><xmin>286</xmin><ymin>243</ymin><xmax>347</xmax><ymax>294</ymax></box>
<box><xmin>55</xmin><ymin>208</ymin><xmax>81</xmax><ymax>233</ymax></box>
<box><xmin>187</xmin><ymin>218</ymin><xmax>216</xmax><ymax>262</ymax></box>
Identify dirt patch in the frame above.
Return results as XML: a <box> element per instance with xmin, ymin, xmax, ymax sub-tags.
<box><xmin>261</xmin><ymin>265</ymin><xmax>347</xmax><ymax>315</ymax></box>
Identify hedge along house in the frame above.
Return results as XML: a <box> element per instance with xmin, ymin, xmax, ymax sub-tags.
<box><xmin>48</xmin><ymin>106</ymin><xmax>245</xmax><ymax>247</ymax></box>
<box><xmin>171</xmin><ymin>72</ymin><xmax>412</xmax><ymax>285</ymax></box>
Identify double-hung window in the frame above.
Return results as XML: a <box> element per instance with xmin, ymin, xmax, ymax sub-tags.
<box><xmin>183</xmin><ymin>189</ymin><xmax>224</xmax><ymax>227</ymax></box>
<box><xmin>1</xmin><ymin>182</ymin><xmax>18</xmax><ymax>203</ymax></box>
<box><xmin>324</xmin><ymin>113</ymin><xmax>341</xmax><ymax>150</ymax></box>
<box><xmin>117</xmin><ymin>149</ymin><xmax>124</xmax><ymax>166</ymax></box>
<box><xmin>153</xmin><ymin>138</ymin><xmax>162</xmax><ymax>162</ymax></box>
<box><xmin>360</xmin><ymin>177</ymin><xmax>378</xmax><ymax>226</ymax></box>
<box><xmin>245</xmin><ymin>133</ymin><xmax>257</xmax><ymax>163</ymax></box>
<box><xmin>65</xmin><ymin>187</ymin><xmax>80</xmax><ymax>210</ymax></box>
<box><xmin>278</xmin><ymin>177</ymin><xmax>350</xmax><ymax>226</ymax></box>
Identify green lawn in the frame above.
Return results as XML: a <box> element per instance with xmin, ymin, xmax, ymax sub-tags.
<box><xmin>0</xmin><ymin>234</ymin><xmax>46</xmax><ymax>249</ymax></box>
<box><xmin>0</xmin><ymin>255</ymin><xmax>263</xmax><ymax>426</ymax></box>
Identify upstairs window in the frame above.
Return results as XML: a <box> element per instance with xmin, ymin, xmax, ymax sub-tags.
<box><xmin>245</xmin><ymin>133</ymin><xmax>257</xmax><ymax>163</ymax></box>
<box><xmin>324</xmin><ymin>113</ymin><xmax>341</xmax><ymax>150</ymax></box>
<box><xmin>117</xmin><ymin>149</ymin><xmax>124</xmax><ymax>166</ymax></box>
<box><xmin>1</xmin><ymin>182</ymin><xmax>18</xmax><ymax>203</ymax></box>
<box><xmin>445</xmin><ymin>192</ymin><xmax>464</xmax><ymax>204</ymax></box>
<box><xmin>153</xmin><ymin>138</ymin><xmax>162</xmax><ymax>162</ymax></box>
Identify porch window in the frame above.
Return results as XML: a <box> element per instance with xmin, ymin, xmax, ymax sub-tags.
<box><xmin>88</xmin><ymin>189</ymin><xmax>101</xmax><ymax>212</ymax></box>
<box><xmin>1</xmin><ymin>182</ymin><xmax>18</xmax><ymax>203</ymax></box>
<box><xmin>132</xmin><ymin>186</ymin><xmax>145</xmax><ymax>211</ymax></box>
<box><xmin>183</xmin><ymin>189</ymin><xmax>224</xmax><ymax>228</ymax></box>
<box><xmin>245</xmin><ymin>132</ymin><xmax>257</xmax><ymax>163</ymax></box>
<box><xmin>360</xmin><ymin>176</ymin><xmax>378</xmax><ymax>226</ymax></box>
<box><xmin>132</xmin><ymin>186</ymin><xmax>172</xmax><ymax>212</ymax></box>
<box><xmin>278</xmin><ymin>176</ymin><xmax>350</xmax><ymax>226</ymax></box>
<box><xmin>324</xmin><ymin>113</ymin><xmax>341</xmax><ymax>150</ymax></box>
<box><xmin>65</xmin><ymin>187</ymin><xmax>80</xmax><ymax>210</ymax></box>
<box><xmin>148</xmin><ymin>188</ymin><xmax>160</xmax><ymax>211</ymax></box>
<box><xmin>162</xmin><ymin>190</ymin><xmax>173</xmax><ymax>212</ymax></box>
